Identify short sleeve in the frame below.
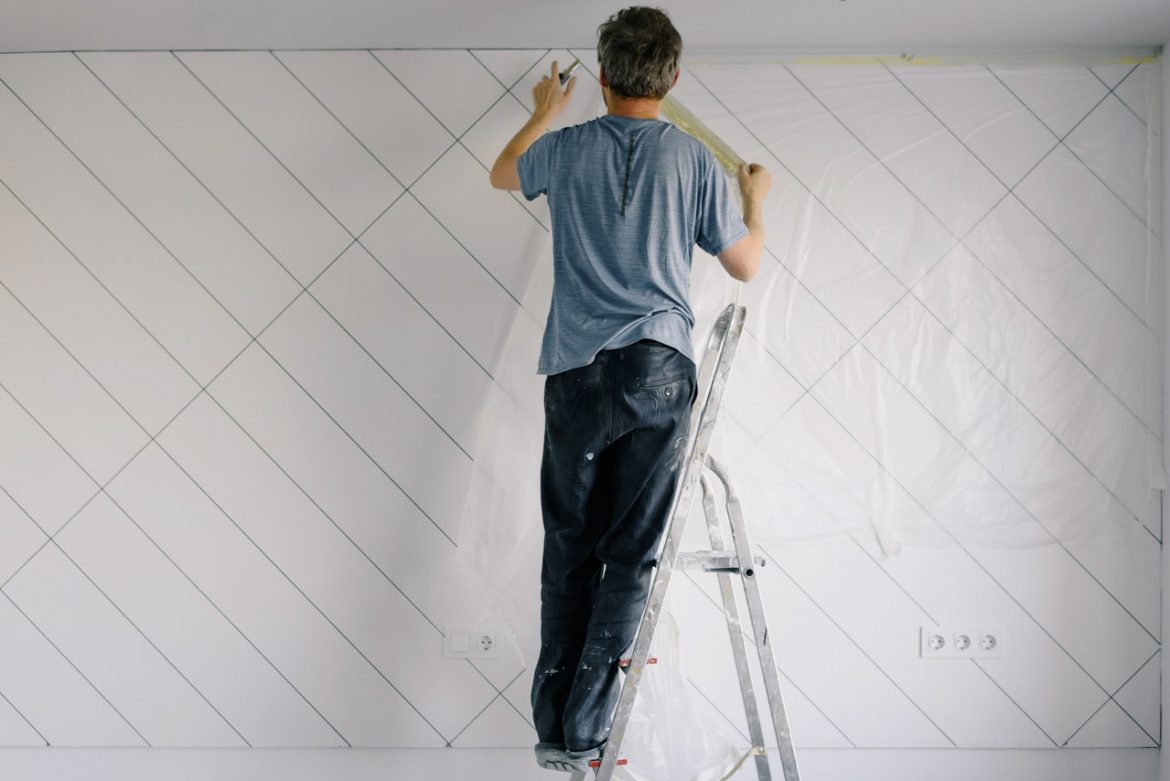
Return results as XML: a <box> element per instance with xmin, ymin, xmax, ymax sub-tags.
<box><xmin>517</xmin><ymin>129</ymin><xmax>560</xmax><ymax>201</ymax></box>
<box><xmin>695</xmin><ymin>154</ymin><xmax>749</xmax><ymax>256</ymax></box>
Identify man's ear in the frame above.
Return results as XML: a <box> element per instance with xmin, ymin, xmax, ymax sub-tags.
<box><xmin>671</xmin><ymin>68</ymin><xmax>680</xmax><ymax>89</ymax></box>
<box><xmin>599</xmin><ymin>65</ymin><xmax>608</xmax><ymax>89</ymax></box>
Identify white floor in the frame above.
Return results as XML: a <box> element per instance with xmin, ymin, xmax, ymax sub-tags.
<box><xmin>0</xmin><ymin>748</ymin><xmax>1157</xmax><ymax>781</ymax></box>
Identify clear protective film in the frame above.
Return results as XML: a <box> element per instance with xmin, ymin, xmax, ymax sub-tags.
<box><xmin>454</xmin><ymin>52</ymin><xmax>1163</xmax><ymax>779</ymax></box>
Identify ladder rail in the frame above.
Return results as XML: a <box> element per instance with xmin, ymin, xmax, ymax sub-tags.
<box><xmin>593</xmin><ymin>304</ymin><xmax>746</xmax><ymax>781</ymax></box>
<box><xmin>700</xmin><ymin>472</ymin><xmax>773</xmax><ymax>781</ymax></box>
<box><xmin>705</xmin><ymin>454</ymin><xmax>801</xmax><ymax>780</ymax></box>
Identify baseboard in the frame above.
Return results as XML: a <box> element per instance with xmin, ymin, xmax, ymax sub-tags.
<box><xmin>0</xmin><ymin>747</ymin><xmax>1158</xmax><ymax>781</ymax></box>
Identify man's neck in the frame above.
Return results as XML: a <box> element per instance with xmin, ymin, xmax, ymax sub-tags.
<box><xmin>605</xmin><ymin>94</ymin><xmax>663</xmax><ymax>120</ymax></box>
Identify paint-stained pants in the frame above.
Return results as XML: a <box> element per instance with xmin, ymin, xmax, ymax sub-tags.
<box><xmin>531</xmin><ymin>339</ymin><xmax>697</xmax><ymax>752</ymax></box>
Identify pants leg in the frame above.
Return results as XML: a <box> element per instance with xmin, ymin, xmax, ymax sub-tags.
<box><xmin>531</xmin><ymin>354</ymin><xmax>613</xmax><ymax>744</ymax></box>
<box><xmin>561</xmin><ymin>341</ymin><xmax>697</xmax><ymax>751</ymax></box>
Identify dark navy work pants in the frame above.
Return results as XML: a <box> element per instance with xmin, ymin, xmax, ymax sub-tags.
<box><xmin>531</xmin><ymin>338</ymin><xmax>697</xmax><ymax>752</ymax></box>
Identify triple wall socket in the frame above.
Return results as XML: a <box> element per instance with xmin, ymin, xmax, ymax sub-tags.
<box><xmin>920</xmin><ymin>625</ymin><xmax>1005</xmax><ymax>659</ymax></box>
<box><xmin>442</xmin><ymin>627</ymin><xmax>501</xmax><ymax>659</ymax></box>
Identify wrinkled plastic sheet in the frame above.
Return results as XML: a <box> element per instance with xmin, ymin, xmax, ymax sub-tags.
<box><xmin>453</xmin><ymin>52</ymin><xmax>1164</xmax><ymax>780</ymax></box>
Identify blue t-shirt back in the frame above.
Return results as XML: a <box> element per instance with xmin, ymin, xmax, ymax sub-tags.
<box><xmin>517</xmin><ymin>113</ymin><xmax>748</xmax><ymax>375</ymax></box>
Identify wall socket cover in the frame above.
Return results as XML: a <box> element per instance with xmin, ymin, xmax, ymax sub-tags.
<box><xmin>443</xmin><ymin>627</ymin><xmax>501</xmax><ymax>659</ymax></box>
<box><xmin>920</xmin><ymin>625</ymin><xmax>1005</xmax><ymax>659</ymax></box>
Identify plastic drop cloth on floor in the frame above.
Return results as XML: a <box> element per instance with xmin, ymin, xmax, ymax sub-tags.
<box><xmin>451</xmin><ymin>52</ymin><xmax>1164</xmax><ymax>780</ymax></box>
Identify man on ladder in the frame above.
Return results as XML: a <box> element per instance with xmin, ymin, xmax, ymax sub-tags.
<box><xmin>489</xmin><ymin>6</ymin><xmax>771</xmax><ymax>774</ymax></box>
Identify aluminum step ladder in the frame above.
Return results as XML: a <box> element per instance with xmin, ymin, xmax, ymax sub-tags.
<box><xmin>574</xmin><ymin>303</ymin><xmax>800</xmax><ymax>781</ymax></box>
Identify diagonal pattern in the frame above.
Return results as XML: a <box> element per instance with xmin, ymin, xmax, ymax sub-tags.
<box><xmin>0</xmin><ymin>48</ymin><xmax>1160</xmax><ymax>760</ymax></box>
<box><xmin>678</xmin><ymin>57</ymin><xmax>1160</xmax><ymax>748</ymax></box>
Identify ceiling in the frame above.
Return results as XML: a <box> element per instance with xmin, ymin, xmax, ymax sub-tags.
<box><xmin>0</xmin><ymin>0</ymin><xmax>1167</xmax><ymax>54</ymax></box>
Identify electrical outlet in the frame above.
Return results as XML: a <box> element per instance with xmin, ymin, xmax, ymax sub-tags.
<box><xmin>920</xmin><ymin>627</ymin><xmax>949</xmax><ymax>658</ymax></box>
<box><xmin>443</xmin><ymin>627</ymin><xmax>501</xmax><ymax>659</ymax></box>
<box><xmin>951</xmin><ymin>627</ymin><xmax>977</xmax><ymax>656</ymax></box>
<box><xmin>977</xmin><ymin>627</ymin><xmax>1005</xmax><ymax>658</ymax></box>
<box><xmin>920</xmin><ymin>625</ymin><xmax>1005</xmax><ymax>659</ymax></box>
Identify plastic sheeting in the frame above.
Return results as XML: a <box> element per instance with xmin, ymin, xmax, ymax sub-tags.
<box><xmin>454</xmin><ymin>53</ymin><xmax>1164</xmax><ymax>780</ymax></box>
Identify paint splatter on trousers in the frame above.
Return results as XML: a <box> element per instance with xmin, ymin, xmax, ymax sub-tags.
<box><xmin>531</xmin><ymin>338</ymin><xmax>697</xmax><ymax>752</ymax></box>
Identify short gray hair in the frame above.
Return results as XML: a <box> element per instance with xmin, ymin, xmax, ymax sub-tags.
<box><xmin>596</xmin><ymin>6</ymin><xmax>682</xmax><ymax>100</ymax></box>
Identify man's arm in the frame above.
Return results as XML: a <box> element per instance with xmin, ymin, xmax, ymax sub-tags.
<box><xmin>489</xmin><ymin>60</ymin><xmax>577</xmax><ymax>191</ymax></box>
<box><xmin>717</xmin><ymin>163</ymin><xmax>771</xmax><ymax>282</ymax></box>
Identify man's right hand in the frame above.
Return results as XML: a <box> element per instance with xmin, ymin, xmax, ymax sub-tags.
<box><xmin>532</xmin><ymin>60</ymin><xmax>577</xmax><ymax>122</ymax></box>
<box><xmin>737</xmin><ymin>162</ymin><xmax>772</xmax><ymax>204</ymax></box>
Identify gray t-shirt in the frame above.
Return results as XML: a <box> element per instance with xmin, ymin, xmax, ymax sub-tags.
<box><xmin>517</xmin><ymin>113</ymin><xmax>749</xmax><ymax>375</ymax></box>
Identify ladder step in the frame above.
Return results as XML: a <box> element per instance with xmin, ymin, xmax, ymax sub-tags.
<box><xmin>676</xmin><ymin>551</ymin><xmax>766</xmax><ymax>573</ymax></box>
<box><xmin>589</xmin><ymin>758</ymin><xmax>628</xmax><ymax>768</ymax></box>
<box><xmin>617</xmin><ymin>656</ymin><xmax>657</xmax><ymax>668</ymax></box>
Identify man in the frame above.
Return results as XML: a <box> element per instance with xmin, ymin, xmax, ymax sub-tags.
<box><xmin>489</xmin><ymin>6</ymin><xmax>771</xmax><ymax>772</ymax></box>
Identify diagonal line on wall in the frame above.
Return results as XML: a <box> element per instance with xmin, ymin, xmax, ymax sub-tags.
<box><xmin>0</xmin><ymin>243</ymin><xmax>443</xmax><ymax>747</ymax></box>
<box><xmin>0</xmin><ymin>379</ymin><xmax>355</xmax><ymax>745</ymax></box>
<box><xmin>688</xmin><ymin>62</ymin><xmax>1162</xmax><ymax>578</ymax></box>
<box><xmin>66</xmin><ymin>481</ymin><xmax>355</xmax><ymax>746</ymax></box>
<box><xmin>171</xmin><ymin>50</ymin><xmax>370</xmax><ymax>245</ymax></box>
<box><xmin>883</xmin><ymin>61</ymin><xmax>1159</xmax><ymax>441</ymax></box>
<box><xmin>445</xmin><ymin>666</ymin><xmax>527</xmax><ymax>746</ymax></box>
<box><xmin>201</xmin><ymin>388</ymin><xmax>454</xmax><ymax>631</ymax></box>
<box><xmin>0</xmin><ymin>590</ymin><xmax>150</xmax><ymax>745</ymax></box>
<box><xmin>468</xmin><ymin>49</ymin><xmax>550</xmax><ymax>93</ymax></box>
<box><xmin>168</xmin><ymin>51</ymin><xmax>485</xmax><ymax>457</ymax></box>
<box><xmin>139</xmin><ymin>434</ymin><xmax>452</xmax><ymax>744</ymax></box>
<box><xmin>0</xmin><ymin>71</ymin><xmax>257</xmax><ymax>357</ymax></box>
<box><xmin>1088</xmin><ymin>66</ymin><xmax>1155</xmax><ymax>133</ymax></box>
<box><xmin>690</xmin><ymin>61</ymin><xmax>1159</xmax><ymax>461</ymax></box>
<box><xmin>77</xmin><ymin>51</ymin><xmax>480</xmax><ymax>417</ymax></box>
<box><xmin>199</xmin><ymin>350</ymin><xmax>534</xmax><ymax>719</ymax></box>
<box><xmin>0</xmin><ymin>177</ymin><xmax>201</xmax><ymax>398</ymax></box>
<box><xmin>973</xmin><ymin>65</ymin><xmax>1157</xmax><ymax>333</ymax></box>
<box><xmin>75</xmin><ymin>50</ymin><xmax>483</xmax><ymax>399</ymax></box>
<box><xmin>0</xmin><ymin>682</ymin><xmax>47</xmax><ymax>746</ymax></box>
<box><xmin>841</xmin><ymin>59</ymin><xmax>1165</xmax><ymax>571</ymax></box>
<box><xmin>1113</xmin><ymin>649</ymin><xmax>1161</xmax><ymax>746</ymax></box>
<box><xmin>684</xmin><ymin>675</ymin><xmax>753</xmax><ymax>745</ymax></box>
<box><xmin>776</xmin><ymin>61</ymin><xmax>1160</xmax><ymax>458</ymax></box>
<box><xmin>797</xmin><ymin>378</ymin><xmax>1157</xmax><ymax>744</ymax></box>
<box><xmin>12</xmin><ymin>523</ymin><xmax>253</xmax><ymax>746</ymax></box>
<box><xmin>733</xmin><ymin>436</ymin><xmax>1061</xmax><ymax>746</ymax></box>
<box><xmin>754</xmin><ymin>544</ymin><xmax>959</xmax><ymax>747</ymax></box>
<box><xmin>487</xmin><ymin>48</ymin><xmax>585</xmax><ymax>226</ymax></box>
<box><xmin>369</xmin><ymin>50</ymin><xmax>550</xmax><ymax>292</ymax></box>
<box><xmin>0</xmin><ymin>370</ymin><xmax>259</xmax><ymax>749</ymax></box>
<box><xmin>680</xmin><ymin>65</ymin><xmax>989</xmax><ymax>438</ymax></box>
<box><xmin>72</xmin><ymin>53</ymin><xmax>311</xmax><ymax>291</ymax></box>
<box><xmin>680</xmin><ymin>570</ymin><xmax>859</xmax><ymax>748</ymax></box>
<box><xmin>459</xmin><ymin>49</ymin><xmax>555</xmax><ymax>232</ymax></box>
<box><xmin>215</xmin><ymin>337</ymin><xmax>463</xmax><ymax>538</ymax></box>
<box><xmin>0</xmin><ymin>358</ymin><xmax>457</xmax><ymax>747</ymax></box>
<box><xmin>268</xmin><ymin>50</ymin><xmax>409</xmax><ymax>191</ymax></box>
<box><xmin>0</xmin><ymin>108</ymin><xmax>487</xmax><ymax>739</ymax></box>
<box><xmin>78</xmin><ymin>49</ymin><xmax>514</xmax><ymax>391</ymax></box>
<box><xmin>467</xmin><ymin>663</ymin><xmax>536</xmax><ymax>730</ymax></box>
<box><xmin>967</xmin><ymin>659</ymin><xmax>1059</xmax><ymax>745</ymax></box>
<box><xmin>845</xmin><ymin>332</ymin><xmax>1161</xmax><ymax>641</ymax></box>
<box><xmin>985</xmin><ymin>64</ymin><xmax>1152</xmax><ymax>232</ymax></box>
<box><xmin>1059</xmin><ymin>646</ymin><xmax>1161</xmax><ymax>746</ymax></box>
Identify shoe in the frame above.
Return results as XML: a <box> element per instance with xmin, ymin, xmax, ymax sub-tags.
<box><xmin>565</xmin><ymin>741</ymin><xmax>605</xmax><ymax>760</ymax></box>
<box><xmin>534</xmin><ymin>741</ymin><xmax>598</xmax><ymax>773</ymax></box>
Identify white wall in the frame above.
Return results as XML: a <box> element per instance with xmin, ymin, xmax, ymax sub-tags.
<box><xmin>0</xmin><ymin>48</ymin><xmax>1161</xmax><ymax>780</ymax></box>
